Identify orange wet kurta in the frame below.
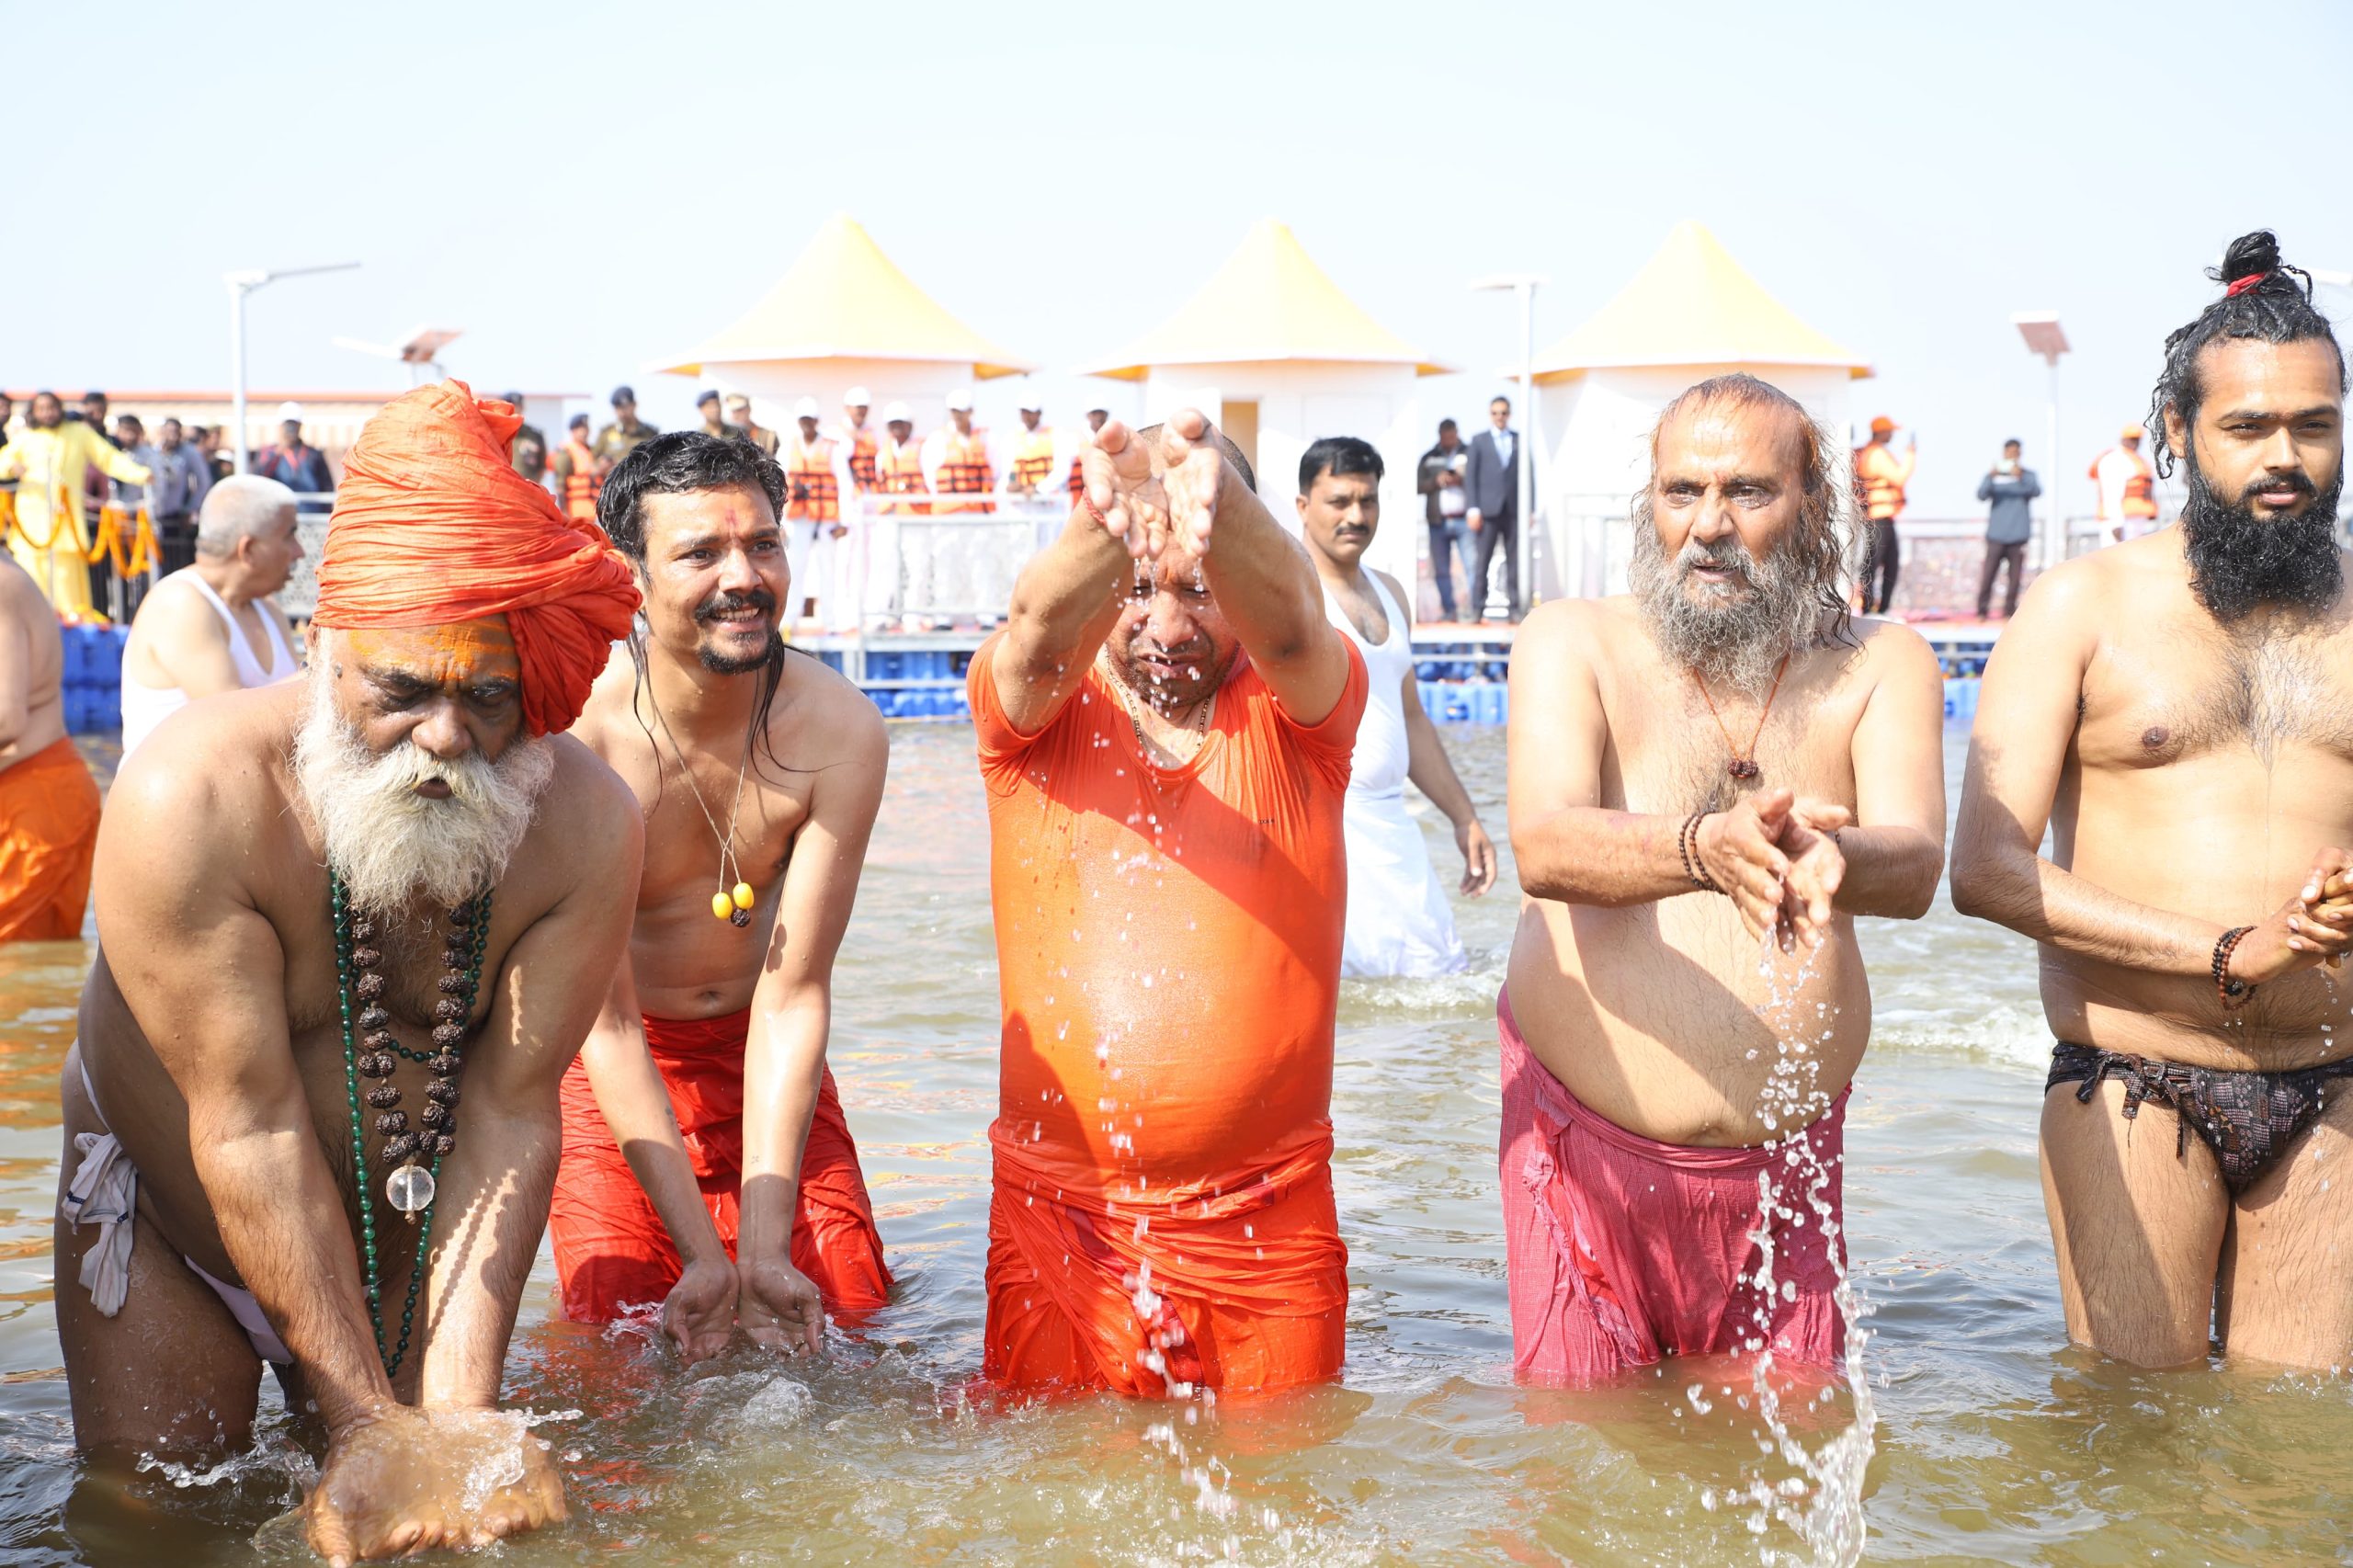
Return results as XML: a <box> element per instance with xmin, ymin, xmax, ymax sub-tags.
<box><xmin>969</xmin><ymin>634</ymin><xmax>1368</xmax><ymax>1397</ymax></box>
<box><xmin>0</xmin><ymin>737</ymin><xmax>101</xmax><ymax>942</ymax></box>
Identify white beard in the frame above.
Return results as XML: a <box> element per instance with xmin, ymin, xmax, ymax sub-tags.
<box><xmin>291</xmin><ymin>673</ymin><xmax>555</xmax><ymax>917</ymax></box>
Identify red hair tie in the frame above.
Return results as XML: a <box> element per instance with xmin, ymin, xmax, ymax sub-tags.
<box><xmin>2226</xmin><ymin>273</ymin><xmax>2267</xmax><ymax>298</ymax></box>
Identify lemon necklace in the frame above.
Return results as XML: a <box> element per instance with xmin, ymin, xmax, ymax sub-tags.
<box><xmin>648</xmin><ymin>693</ymin><xmax>757</xmax><ymax>926</ymax></box>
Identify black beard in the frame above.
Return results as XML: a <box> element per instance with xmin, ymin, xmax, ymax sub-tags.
<box><xmin>2179</xmin><ymin>457</ymin><xmax>2344</xmax><ymax>623</ymax></box>
<box><xmin>694</xmin><ymin>590</ymin><xmax>780</xmax><ymax>674</ymax></box>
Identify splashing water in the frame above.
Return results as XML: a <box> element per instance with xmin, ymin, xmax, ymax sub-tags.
<box><xmin>1698</xmin><ymin>926</ymin><xmax>1878</xmax><ymax>1567</ymax></box>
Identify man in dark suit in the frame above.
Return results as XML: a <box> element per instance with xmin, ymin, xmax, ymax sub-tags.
<box><xmin>1463</xmin><ymin>394</ymin><xmax>1529</xmax><ymax>622</ymax></box>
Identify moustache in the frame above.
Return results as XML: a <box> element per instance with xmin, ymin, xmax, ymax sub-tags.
<box><xmin>695</xmin><ymin>589</ymin><xmax>776</xmax><ymax>623</ymax></box>
<box><xmin>1676</xmin><ymin>539</ymin><xmax>1757</xmax><ymax>586</ymax></box>
<box><xmin>2242</xmin><ymin>472</ymin><xmax>2316</xmax><ymax>504</ymax></box>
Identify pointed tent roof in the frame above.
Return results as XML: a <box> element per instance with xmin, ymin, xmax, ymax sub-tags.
<box><xmin>1082</xmin><ymin>220</ymin><xmax>1450</xmax><ymax>381</ymax></box>
<box><xmin>654</xmin><ymin>213</ymin><xmax>1034</xmax><ymax>381</ymax></box>
<box><xmin>1532</xmin><ymin>222</ymin><xmax>1871</xmax><ymax>382</ymax></box>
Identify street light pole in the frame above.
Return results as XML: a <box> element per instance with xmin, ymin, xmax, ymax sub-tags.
<box><xmin>224</xmin><ymin>261</ymin><xmax>360</xmax><ymax>472</ymax></box>
<box><xmin>2011</xmin><ymin>312</ymin><xmax>2070</xmax><ymax>569</ymax></box>
<box><xmin>1472</xmin><ymin>273</ymin><xmax>1548</xmax><ymax>615</ymax></box>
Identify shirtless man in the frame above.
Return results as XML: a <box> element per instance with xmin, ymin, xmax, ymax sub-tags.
<box><xmin>1295</xmin><ymin>435</ymin><xmax>1496</xmax><ymax>978</ymax></box>
<box><xmin>1502</xmin><ymin>373</ymin><xmax>1945</xmax><ymax>1382</ymax></box>
<box><xmin>54</xmin><ymin>383</ymin><xmax>642</xmax><ymax>1562</ymax></box>
<box><xmin>0</xmin><ymin>551</ymin><xmax>101</xmax><ymax>941</ymax></box>
<box><xmin>1951</xmin><ymin>231</ymin><xmax>2353</xmax><ymax>1369</ymax></box>
<box><xmin>119</xmin><ymin>474</ymin><xmax>303</xmax><ymax>760</ymax></box>
<box><xmin>555</xmin><ymin>431</ymin><xmax>892</xmax><ymax>1356</ymax></box>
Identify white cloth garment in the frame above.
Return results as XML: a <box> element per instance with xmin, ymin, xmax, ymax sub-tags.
<box><xmin>119</xmin><ymin>570</ymin><xmax>300</xmax><ymax>759</ymax></box>
<box><xmin>64</xmin><ymin>1131</ymin><xmax>137</xmax><ymax>1316</ymax></box>
<box><xmin>1323</xmin><ymin>573</ymin><xmax>1467</xmax><ymax>979</ymax></box>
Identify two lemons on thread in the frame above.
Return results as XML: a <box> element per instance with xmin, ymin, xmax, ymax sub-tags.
<box><xmin>710</xmin><ymin>882</ymin><xmax>756</xmax><ymax>920</ymax></box>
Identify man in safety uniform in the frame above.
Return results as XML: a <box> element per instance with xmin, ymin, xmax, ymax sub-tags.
<box><xmin>782</xmin><ymin>398</ymin><xmax>857</xmax><ymax>630</ymax></box>
<box><xmin>2091</xmin><ymin>423</ymin><xmax>2162</xmax><ymax>543</ymax></box>
<box><xmin>922</xmin><ymin>390</ymin><xmax>1001</xmax><ymax>629</ymax></box>
<box><xmin>1004</xmin><ymin>399</ymin><xmax>1061</xmax><ymax>497</ymax></box>
<box><xmin>550</xmin><ymin>414</ymin><xmax>604</xmax><ymax>525</ymax></box>
<box><xmin>837</xmin><ymin>388</ymin><xmax>880</xmax><ymax>496</ymax></box>
<box><xmin>1854</xmin><ymin>414</ymin><xmax>1915</xmax><ymax>615</ymax></box>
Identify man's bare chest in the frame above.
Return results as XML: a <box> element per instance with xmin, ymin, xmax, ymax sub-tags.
<box><xmin>2079</xmin><ymin>629</ymin><xmax>2353</xmax><ymax>773</ymax></box>
<box><xmin>1598</xmin><ymin>676</ymin><xmax>1865</xmax><ymax>815</ymax></box>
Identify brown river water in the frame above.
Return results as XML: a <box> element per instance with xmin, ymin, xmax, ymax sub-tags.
<box><xmin>3</xmin><ymin>723</ymin><xmax>2350</xmax><ymax>1565</ymax></box>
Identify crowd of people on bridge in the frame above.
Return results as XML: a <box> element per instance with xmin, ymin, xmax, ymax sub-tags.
<box><xmin>0</xmin><ymin>230</ymin><xmax>2344</xmax><ymax>1561</ymax></box>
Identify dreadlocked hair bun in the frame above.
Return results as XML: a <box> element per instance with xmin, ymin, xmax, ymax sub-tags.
<box><xmin>2208</xmin><ymin>229</ymin><xmax>2312</xmax><ymax>299</ymax></box>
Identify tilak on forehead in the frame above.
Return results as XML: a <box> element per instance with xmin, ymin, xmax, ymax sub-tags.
<box><xmin>311</xmin><ymin>380</ymin><xmax>641</xmax><ymax>734</ymax></box>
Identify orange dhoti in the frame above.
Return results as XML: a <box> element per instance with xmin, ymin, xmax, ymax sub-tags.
<box><xmin>0</xmin><ymin>736</ymin><xmax>101</xmax><ymax>943</ymax></box>
<box><xmin>551</xmin><ymin>1008</ymin><xmax>892</xmax><ymax>1321</ymax></box>
<box><xmin>985</xmin><ymin>1123</ymin><xmax>1348</xmax><ymax>1397</ymax></box>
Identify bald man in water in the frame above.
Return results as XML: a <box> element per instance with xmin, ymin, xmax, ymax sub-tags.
<box><xmin>1953</xmin><ymin>231</ymin><xmax>2353</xmax><ymax>1369</ymax></box>
<box><xmin>1502</xmin><ymin>373</ymin><xmax>1945</xmax><ymax>1383</ymax></box>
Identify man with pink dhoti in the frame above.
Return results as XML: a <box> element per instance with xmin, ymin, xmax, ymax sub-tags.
<box><xmin>1498</xmin><ymin>374</ymin><xmax>1946</xmax><ymax>1382</ymax></box>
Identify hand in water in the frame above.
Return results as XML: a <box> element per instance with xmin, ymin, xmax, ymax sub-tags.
<box><xmin>1777</xmin><ymin>800</ymin><xmax>1853</xmax><ymax>952</ymax></box>
<box><xmin>2239</xmin><ymin>848</ymin><xmax>2353</xmax><ymax>983</ymax></box>
<box><xmin>1076</xmin><ymin>410</ymin><xmax>1228</xmax><ymax>561</ymax></box>
<box><xmin>1699</xmin><ymin>792</ymin><xmax>1798</xmax><ymax>941</ymax></box>
<box><xmin>662</xmin><ymin>1253</ymin><xmax>739</xmax><ymax>1365</ymax></box>
<box><xmin>305</xmin><ymin>1406</ymin><xmax>565</xmax><ymax>1566</ymax></box>
<box><xmin>1457</xmin><ymin>818</ymin><xmax>1499</xmax><ymax>896</ymax></box>
<box><xmin>738</xmin><ymin>1252</ymin><xmax>825</xmax><ymax>1355</ymax></box>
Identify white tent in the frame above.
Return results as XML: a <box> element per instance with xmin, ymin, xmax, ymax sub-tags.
<box><xmin>1531</xmin><ymin>222</ymin><xmax>1872</xmax><ymax>597</ymax></box>
<box><xmin>1079</xmin><ymin>220</ymin><xmax>1450</xmax><ymax>600</ymax></box>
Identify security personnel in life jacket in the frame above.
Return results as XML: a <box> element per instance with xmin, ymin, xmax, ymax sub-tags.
<box><xmin>1853</xmin><ymin>414</ymin><xmax>1916</xmax><ymax>616</ymax></box>
<box><xmin>783</xmin><ymin>395</ymin><xmax>858</xmax><ymax>628</ymax></box>
<box><xmin>1005</xmin><ymin>397</ymin><xmax>1058</xmax><ymax>496</ymax></box>
<box><xmin>2091</xmin><ymin>422</ymin><xmax>2162</xmax><ymax>543</ymax></box>
<box><xmin>839</xmin><ymin>386</ymin><xmax>881</xmax><ymax>494</ymax></box>
<box><xmin>870</xmin><ymin>401</ymin><xmax>931</xmax><ymax>629</ymax></box>
<box><xmin>550</xmin><ymin>412</ymin><xmax>604</xmax><ymax>523</ymax></box>
<box><xmin>923</xmin><ymin>388</ymin><xmax>996</xmax><ymax>516</ymax></box>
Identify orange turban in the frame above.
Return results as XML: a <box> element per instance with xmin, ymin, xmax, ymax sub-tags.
<box><xmin>312</xmin><ymin>381</ymin><xmax>641</xmax><ymax>736</ymax></box>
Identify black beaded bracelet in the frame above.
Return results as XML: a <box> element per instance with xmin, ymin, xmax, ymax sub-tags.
<box><xmin>2213</xmin><ymin>925</ymin><xmax>2256</xmax><ymax>1008</ymax></box>
<box><xmin>1679</xmin><ymin>812</ymin><xmax>1722</xmax><ymax>893</ymax></box>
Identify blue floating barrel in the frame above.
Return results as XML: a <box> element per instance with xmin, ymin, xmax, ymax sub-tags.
<box><xmin>61</xmin><ymin>627</ymin><xmax>90</xmax><ymax>687</ymax></box>
<box><xmin>1472</xmin><ymin>683</ymin><xmax>1506</xmax><ymax>724</ymax></box>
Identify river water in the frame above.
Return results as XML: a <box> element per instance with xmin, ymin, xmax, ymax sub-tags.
<box><xmin>3</xmin><ymin>723</ymin><xmax>2350</xmax><ymax>1565</ymax></box>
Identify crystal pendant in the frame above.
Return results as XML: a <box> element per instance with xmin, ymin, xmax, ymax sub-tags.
<box><xmin>386</xmin><ymin>1162</ymin><xmax>436</xmax><ymax>1215</ymax></box>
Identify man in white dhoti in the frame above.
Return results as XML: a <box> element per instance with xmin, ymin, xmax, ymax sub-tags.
<box><xmin>1297</xmin><ymin>437</ymin><xmax>1497</xmax><ymax>976</ymax></box>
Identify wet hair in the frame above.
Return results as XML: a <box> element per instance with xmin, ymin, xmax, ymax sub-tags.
<box><xmin>1633</xmin><ymin>372</ymin><xmax>1855</xmax><ymax>652</ymax></box>
<box><xmin>2147</xmin><ymin>229</ymin><xmax>2347</xmax><ymax>478</ymax></box>
<box><xmin>597</xmin><ymin>431</ymin><xmax>801</xmax><ymax>782</ymax></box>
<box><xmin>1299</xmin><ymin>436</ymin><xmax>1384</xmax><ymax>495</ymax></box>
<box><xmin>598</xmin><ymin>430</ymin><xmax>788</xmax><ymax>564</ymax></box>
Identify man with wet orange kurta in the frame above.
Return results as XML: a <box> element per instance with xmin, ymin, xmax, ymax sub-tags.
<box><xmin>54</xmin><ymin>381</ymin><xmax>642</xmax><ymax>1564</ymax></box>
<box><xmin>0</xmin><ymin>551</ymin><xmax>102</xmax><ymax>940</ymax></box>
<box><xmin>969</xmin><ymin>410</ymin><xmax>1368</xmax><ymax>1397</ymax></box>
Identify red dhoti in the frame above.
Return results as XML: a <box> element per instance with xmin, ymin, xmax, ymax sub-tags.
<box><xmin>551</xmin><ymin>1008</ymin><xmax>891</xmax><ymax>1321</ymax></box>
<box><xmin>1498</xmin><ymin>989</ymin><xmax>1847</xmax><ymax>1383</ymax></box>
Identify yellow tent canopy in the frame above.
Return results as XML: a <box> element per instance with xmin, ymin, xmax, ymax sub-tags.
<box><xmin>655</xmin><ymin>213</ymin><xmax>1034</xmax><ymax>381</ymax></box>
<box><xmin>1082</xmin><ymin>219</ymin><xmax>1451</xmax><ymax>381</ymax></box>
<box><xmin>1532</xmin><ymin>221</ymin><xmax>1871</xmax><ymax>383</ymax></box>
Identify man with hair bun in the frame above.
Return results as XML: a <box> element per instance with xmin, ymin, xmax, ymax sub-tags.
<box><xmin>1501</xmin><ymin>371</ymin><xmax>1945</xmax><ymax>1383</ymax></box>
<box><xmin>1954</xmin><ymin>230</ymin><xmax>2353</xmax><ymax>1369</ymax></box>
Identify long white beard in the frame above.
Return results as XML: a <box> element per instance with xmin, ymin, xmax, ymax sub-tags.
<box><xmin>291</xmin><ymin>674</ymin><xmax>555</xmax><ymax>916</ymax></box>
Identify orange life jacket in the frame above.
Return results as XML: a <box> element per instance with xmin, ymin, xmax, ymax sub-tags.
<box><xmin>1854</xmin><ymin>441</ymin><xmax>1910</xmax><ymax>522</ymax></box>
<box><xmin>1066</xmin><ymin>455</ymin><xmax>1085</xmax><ymax>495</ymax></box>
<box><xmin>845</xmin><ymin>425</ymin><xmax>879</xmax><ymax>492</ymax></box>
<box><xmin>932</xmin><ymin>428</ymin><xmax>995</xmax><ymax>514</ymax></box>
<box><xmin>1009</xmin><ymin>428</ymin><xmax>1056</xmax><ymax>494</ymax></box>
<box><xmin>2121</xmin><ymin>449</ymin><xmax>2157</xmax><ymax>518</ymax></box>
<box><xmin>878</xmin><ymin>438</ymin><xmax>930</xmax><ymax>515</ymax></box>
<box><xmin>786</xmin><ymin>434</ymin><xmax>840</xmax><ymax>523</ymax></box>
<box><xmin>560</xmin><ymin>437</ymin><xmax>602</xmax><ymax>524</ymax></box>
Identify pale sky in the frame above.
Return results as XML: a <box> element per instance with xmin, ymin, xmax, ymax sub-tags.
<box><xmin>6</xmin><ymin>0</ymin><xmax>2347</xmax><ymax>515</ymax></box>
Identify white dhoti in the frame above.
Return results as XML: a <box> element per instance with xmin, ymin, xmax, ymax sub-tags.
<box><xmin>1341</xmin><ymin>788</ymin><xmax>1467</xmax><ymax>979</ymax></box>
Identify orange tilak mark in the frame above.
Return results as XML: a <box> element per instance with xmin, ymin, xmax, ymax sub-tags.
<box><xmin>343</xmin><ymin>618</ymin><xmax>522</xmax><ymax>682</ymax></box>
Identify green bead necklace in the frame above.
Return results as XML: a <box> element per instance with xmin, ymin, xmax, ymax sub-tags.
<box><xmin>332</xmin><ymin>870</ymin><xmax>491</xmax><ymax>1378</ymax></box>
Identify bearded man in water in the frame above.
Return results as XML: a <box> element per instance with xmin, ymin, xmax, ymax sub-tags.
<box><xmin>1502</xmin><ymin>373</ymin><xmax>1945</xmax><ymax>1382</ymax></box>
<box><xmin>1952</xmin><ymin>231</ymin><xmax>2353</xmax><ymax>1369</ymax></box>
<box><xmin>53</xmin><ymin>383</ymin><xmax>642</xmax><ymax>1564</ymax></box>
<box><xmin>970</xmin><ymin>411</ymin><xmax>1367</xmax><ymax>1396</ymax></box>
<box><xmin>554</xmin><ymin>432</ymin><xmax>892</xmax><ymax>1354</ymax></box>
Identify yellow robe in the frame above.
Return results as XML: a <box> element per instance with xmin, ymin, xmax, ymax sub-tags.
<box><xmin>0</xmin><ymin>424</ymin><xmax>151</xmax><ymax>616</ymax></box>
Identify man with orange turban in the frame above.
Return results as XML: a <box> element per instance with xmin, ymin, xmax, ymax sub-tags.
<box><xmin>970</xmin><ymin>411</ymin><xmax>1368</xmax><ymax>1398</ymax></box>
<box><xmin>55</xmin><ymin>381</ymin><xmax>644</xmax><ymax>1564</ymax></box>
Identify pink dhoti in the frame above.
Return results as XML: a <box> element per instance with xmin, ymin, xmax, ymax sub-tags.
<box><xmin>1496</xmin><ymin>988</ymin><xmax>1847</xmax><ymax>1383</ymax></box>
